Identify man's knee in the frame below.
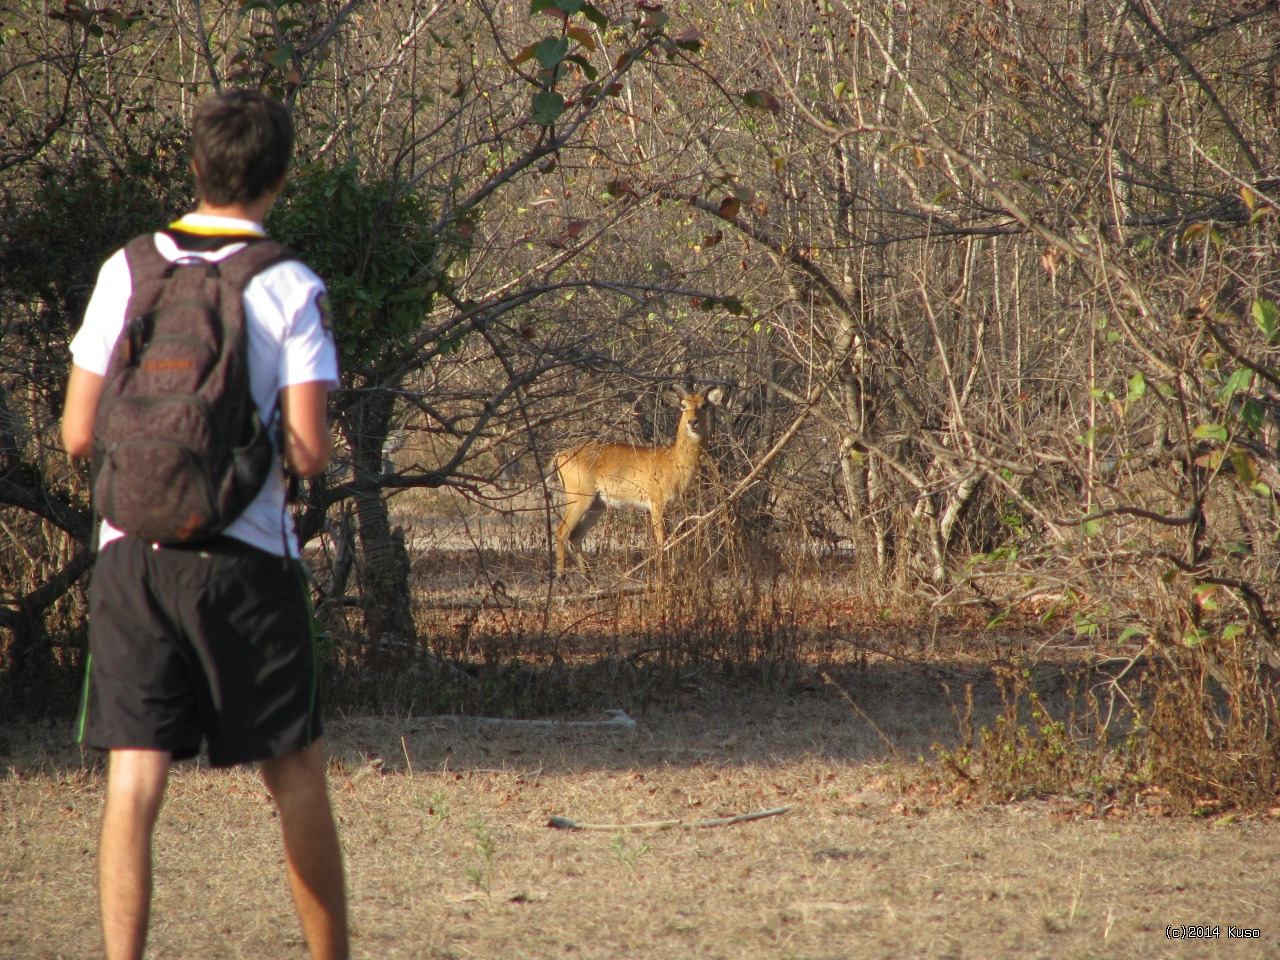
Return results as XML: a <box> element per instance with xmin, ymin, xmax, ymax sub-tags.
<box><xmin>104</xmin><ymin>749</ymin><xmax>171</xmax><ymax>823</ymax></box>
<box><xmin>260</xmin><ymin>740</ymin><xmax>329</xmax><ymax>803</ymax></box>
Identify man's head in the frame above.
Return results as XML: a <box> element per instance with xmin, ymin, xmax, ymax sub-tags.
<box><xmin>190</xmin><ymin>90</ymin><xmax>294</xmax><ymax>207</ymax></box>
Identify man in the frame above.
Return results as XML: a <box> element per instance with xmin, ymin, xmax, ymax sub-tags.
<box><xmin>61</xmin><ymin>89</ymin><xmax>349</xmax><ymax>960</ymax></box>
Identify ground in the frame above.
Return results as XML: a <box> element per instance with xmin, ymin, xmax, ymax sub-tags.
<box><xmin>3</xmin><ymin>669</ymin><xmax>1279</xmax><ymax>960</ymax></box>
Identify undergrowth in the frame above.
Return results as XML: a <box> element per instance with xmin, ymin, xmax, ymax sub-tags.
<box><xmin>320</xmin><ymin>545</ymin><xmax>831</xmax><ymax>716</ymax></box>
<box><xmin>925</xmin><ymin>649</ymin><xmax>1280</xmax><ymax>815</ymax></box>
<box><xmin>929</xmin><ymin>666</ymin><xmax>1121</xmax><ymax>806</ymax></box>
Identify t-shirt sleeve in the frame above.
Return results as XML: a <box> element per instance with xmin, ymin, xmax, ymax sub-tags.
<box><xmin>254</xmin><ymin>261</ymin><xmax>341</xmax><ymax>390</ymax></box>
<box><xmin>68</xmin><ymin>249</ymin><xmax>131</xmax><ymax>375</ymax></box>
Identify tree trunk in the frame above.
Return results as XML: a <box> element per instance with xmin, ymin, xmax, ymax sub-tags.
<box><xmin>346</xmin><ymin>390</ymin><xmax>415</xmax><ymax>644</ymax></box>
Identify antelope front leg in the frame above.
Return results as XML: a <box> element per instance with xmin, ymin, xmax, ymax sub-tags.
<box><xmin>650</xmin><ymin>503</ymin><xmax>666</xmax><ymax>549</ymax></box>
<box><xmin>554</xmin><ymin>523</ymin><xmax>570</xmax><ymax>575</ymax></box>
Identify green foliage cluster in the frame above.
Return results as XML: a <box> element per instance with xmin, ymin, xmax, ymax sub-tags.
<box><xmin>0</xmin><ymin>148</ymin><xmax>192</xmax><ymax>457</ymax></box>
<box><xmin>2</xmin><ymin>150</ymin><xmax>191</xmax><ymax>336</ymax></box>
<box><xmin>267</xmin><ymin>161</ymin><xmax>437</xmax><ymax>369</ymax></box>
<box><xmin>932</xmin><ymin>669</ymin><xmax>1112</xmax><ymax>805</ymax></box>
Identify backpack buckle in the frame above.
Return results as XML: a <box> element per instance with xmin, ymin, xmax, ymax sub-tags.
<box><xmin>162</xmin><ymin>256</ymin><xmax>222</xmax><ymax>280</ymax></box>
<box><xmin>123</xmin><ymin>314</ymin><xmax>150</xmax><ymax>365</ymax></box>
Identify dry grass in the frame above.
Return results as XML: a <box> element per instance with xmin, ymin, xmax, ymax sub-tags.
<box><xmin>4</xmin><ymin>664</ymin><xmax>1280</xmax><ymax>960</ymax></box>
<box><xmin>6</xmin><ymin>515</ymin><xmax>1280</xmax><ymax>957</ymax></box>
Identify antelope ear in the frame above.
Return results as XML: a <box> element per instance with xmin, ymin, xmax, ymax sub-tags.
<box><xmin>705</xmin><ymin>386</ymin><xmax>724</xmax><ymax>406</ymax></box>
<box><xmin>663</xmin><ymin>389</ymin><xmax>683</xmax><ymax>407</ymax></box>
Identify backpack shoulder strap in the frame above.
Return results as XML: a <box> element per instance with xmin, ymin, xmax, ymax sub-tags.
<box><xmin>124</xmin><ymin>232</ymin><xmax>296</xmax><ymax>293</ymax></box>
<box><xmin>122</xmin><ymin>232</ymin><xmax>168</xmax><ymax>273</ymax></box>
<box><xmin>121</xmin><ymin>233</ymin><xmax>171</xmax><ymax>314</ymax></box>
<box><xmin>217</xmin><ymin>239</ymin><xmax>298</xmax><ymax>293</ymax></box>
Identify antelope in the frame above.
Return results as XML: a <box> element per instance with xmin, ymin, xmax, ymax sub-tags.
<box><xmin>554</xmin><ymin>387</ymin><xmax>724</xmax><ymax>574</ymax></box>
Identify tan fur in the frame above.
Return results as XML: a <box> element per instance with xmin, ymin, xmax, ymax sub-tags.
<box><xmin>554</xmin><ymin>387</ymin><xmax>724</xmax><ymax>574</ymax></box>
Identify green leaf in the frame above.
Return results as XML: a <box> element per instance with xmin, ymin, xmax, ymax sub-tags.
<box><xmin>1126</xmin><ymin>372</ymin><xmax>1146</xmax><ymax>402</ymax></box>
<box><xmin>1182</xmin><ymin>628</ymin><xmax>1209</xmax><ymax>648</ymax></box>
<box><xmin>535</xmin><ymin>36</ymin><xmax>569</xmax><ymax>69</ymax></box>
<box><xmin>742</xmin><ymin>89</ymin><xmax>781</xmax><ymax>113</ymax></box>
<box><xmin>1218</xmin><ymin>367</ymin><xmax>1254</xmax><ymax>402</ymax></box>
<box><xmin>638</xmin><ymin>7</ymin><xmax>669</xmax><ymax>29</ymax></box>
<box><xmin>556</xmin><ymin>0</ymin><xmax>585</xmax><ymax>11</ymax></box>
<box><xmin>1193</xmin><ymin>424</ymin><xmax>1229</xmax><ymax>442</ymax></box>
<box><xmin>1241</xmin><ymin>398</ymin><xmax>1264</xmax><ymax>430</ymax></box>
<box><xmin>563</xmin><ymin>53</ymin><xmax>598</xmax><ymax>80</ymax></box>
<box><xmin>671</xmin><ymin>29</ymin><xmax>703</xmax><ymax>52</ymax></box>
<box><xmin>532</xmin><ymin>91</ymin><xmax>565</xmax><ymax>125</ymax></box>
<box><xmin>1182</xmin><ymin>221</ymin><xmax>1210</xmax><ymax>243</ymax></box>
<box><xmin>581</xmin><ymin>2</ymin><xmax>609</xmax><ymax>29</ymax></box>
<box><xmin>511</xmin><ymin>42</ymin><xmax>538</xmax><ymax>66</ymax></box>
<box><xmin>567</xmin><ymin>26</ymin><xmax>596</xmax><ymax>50</ymax></box>
<box><xmin>1222</xmin><ymin>623</ymin><xmax>1246</xmax><ymax>642</ymax></box>
<box><xmin>267</xmin><ymin>43</ymin><xmax>295</xmax><ymax>70</ymax></box>
<box><xmin>1230</xmin><ymin>448</ymin><xmax>1259</xmax><ymax>486</ymax></box>
<box><xmin>1117</xmin><ymin>626</ymin><xmax>1145</xmax><ymax>644</ymax></box>
<box><xmin>1253</xmin><ymin>299</ymin><xmax>1279</xmax><ymax>342</ymax></box>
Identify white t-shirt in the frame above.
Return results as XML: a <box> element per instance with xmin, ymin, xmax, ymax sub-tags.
<box><xmin>70</xmin><ymin>213</ymin><xmax>340</xmax><ymax>557</ymax></box>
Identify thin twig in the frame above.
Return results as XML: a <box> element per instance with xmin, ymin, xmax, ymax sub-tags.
<box><xmin>822</xmin><ymin>672</ymin><xmax>904</xmax><ymax>761</ymax></box>
<box><xmin>547</xmin><ymin>806</ymin><xmax>792</xmax><ymax>831</ymax></box>
<box><xmin>400</xmin><ymin>735</ymin><xmax>414</xmax><ymax>780</ymax></box>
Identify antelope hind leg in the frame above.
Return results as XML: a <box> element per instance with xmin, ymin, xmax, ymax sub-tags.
<box><xmin>556</xmin><ymin>495</ymin><xmax>605</xmax><ymax>573</ymax></box>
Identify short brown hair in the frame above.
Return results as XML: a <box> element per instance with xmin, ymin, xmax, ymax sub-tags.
<box><xmin>190</xmin><ymin>90</ymin><xmax>294</xmax><ymax>206</ymax></box>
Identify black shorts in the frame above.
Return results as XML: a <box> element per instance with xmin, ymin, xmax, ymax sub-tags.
<box><xmin>77</xmin><ymin>535</ymin><xmax>323</xmax><ymax>768</ymax></box>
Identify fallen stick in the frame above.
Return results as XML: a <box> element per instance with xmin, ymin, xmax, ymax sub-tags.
<box><xmin>427</xmin><ymin>709</ymin><xmax>636</xmax><ymax>732</ymax></box>
<box><xmin>554</xmin><ymin>583</ymin><xmax>653</xmax><ymax>604</ymax></box>
<box><xmin>547</xmin><ymin>805</ymin><xmax>792</xmax><ymax>831</ymax></box>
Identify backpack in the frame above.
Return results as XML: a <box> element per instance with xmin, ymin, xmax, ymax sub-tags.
<box><xmin>92</xmin><ymin>233</ymin><xmax>295</xmax><ymax>544</ymax></box>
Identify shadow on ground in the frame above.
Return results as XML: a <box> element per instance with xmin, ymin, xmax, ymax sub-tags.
<box><xmin>0</xmin><ymin>655</ymin><xmax>1118</xmax><ymax>779</ymax></box>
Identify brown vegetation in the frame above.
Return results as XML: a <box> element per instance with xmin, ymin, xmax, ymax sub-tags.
<box><xmin>3</xmin><ymin>0</ymin><xmax>1280</xmax><ymax>819</ymax></box>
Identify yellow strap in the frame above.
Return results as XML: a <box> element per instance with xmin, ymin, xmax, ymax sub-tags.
<box><xmin>167</xmin><ymin>219</ymin><xmax>265</xmax><ymax>238</ymax></box>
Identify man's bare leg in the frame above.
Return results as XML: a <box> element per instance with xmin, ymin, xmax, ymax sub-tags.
<box><xmin>260</xmin><ymin>740</ymin><xmax>349</xmax><ymax>960</ymax></box>
<box><xmin>99</xmin><ymin>749</ymin><xmax>171</xmax><ymax>960</ymax></box>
